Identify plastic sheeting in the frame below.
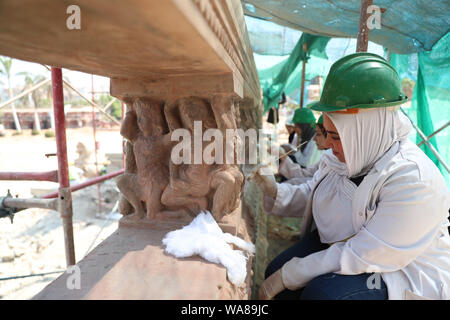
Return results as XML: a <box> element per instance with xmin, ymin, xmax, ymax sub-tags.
<box><xmin>258</xmin><ymin>33</ymin><xmax>331</xmax><ymax>111</ymax></box>
<box><xmin>244</xmin><ymin>2</ymin><xmax>449</xmax><ymax>187</ymax></box>
<box><xmin>391</xmin><ymin>32</ymin><xmax>450</xmax><ymax>186</ymax></box>
<box><xmin>242</xmin><ymin>0</ymin><xmax>450</xmax><ymax>54</ymax></box>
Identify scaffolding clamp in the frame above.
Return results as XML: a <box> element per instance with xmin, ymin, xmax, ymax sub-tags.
<box><xmin>0</xmin><ymin>190</ymin><xmax>20</xmax><ymax>224</ymax></box>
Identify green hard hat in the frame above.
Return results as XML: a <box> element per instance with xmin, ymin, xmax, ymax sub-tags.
<box><xmin>317</xmin><ymin>114</ymin><xmax>323</xmax><ymax>124</ymax></box>
<box><xmin>292</xmin><ymin>108</ymin><xmax>316</xmax><ymax>125</ymax></box>
<box><xmin>309</xmin><ymin>52</ymin><xmax>408</xmax><ymax>112</ymax></box>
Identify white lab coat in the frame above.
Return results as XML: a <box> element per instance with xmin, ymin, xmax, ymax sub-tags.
<box><xmin>293</xmin><ymin>139</ymin><xmax>322</xmax><ymax>168</ymax></box>
<box><xmin>264</xmin><ymin>138</ymin><xmax>450</xmax><ymax>300</ymax></box>
<box><xmin>279</xmin><ymin>149</ymin><xmax>333</xmax><ymax>184</ymax></box>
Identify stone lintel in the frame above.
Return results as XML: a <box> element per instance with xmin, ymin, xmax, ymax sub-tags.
<box><xmin>111</xmin><ymin>73</ymin><xmax>243</xmax><ymax>102</ymax></box>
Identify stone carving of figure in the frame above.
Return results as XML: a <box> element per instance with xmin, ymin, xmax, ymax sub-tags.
<box><xmin>74</xmin><ymin>141</ymin><xmax>107</xmax><ymax>179</ymax></box>
<box><xmin>161</xmin><ymin>96</ymin><xmax>243</xmax><ymax>222</ymax></box>
<box><xmin>116</xmin><ymin>98</ymin><xmax>174</xmax><ymax>220</ymax></box>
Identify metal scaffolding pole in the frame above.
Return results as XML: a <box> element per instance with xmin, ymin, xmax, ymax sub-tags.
<box><xmin>300</xmin><ymin>43</ymin><xmax>307</xmax><ymax>108</ymax></box>
<box><xmin>0</xmin><ymin>170</ymin><xmax>58</xmax><ymax>182</ymax></box>
<box><xmin>356</xmin><ymin>0</ymin><xmax>373</xmax><ymax>52</ymax></box>
<box><xmin>91</xmin><ymin>75</ymin><xmax>102</xmax><ymax>215</ymax></box>
<box><xmin>401</xmin><ymin>108</ymin><xmax>450</xmax><ymax>174</ymax></box>
<box><xmin>51</xmin><ymin>67</ymin><xmax>76</xmax><ymax>267</ymax></box>
<box><xmin>42</xmin><ymin>169</ymin><xmax>124</xmax><ymax>199</ymax></box>
<box><xmin>121</xmin><ymin>102</ymin><xmax>126</xmax><ymax>169</ymax></box>
<box><xmin>42</xmin><ymin>65</ymin><xmax>120</xmax><ymax>125</ymax></box>
<box><xmin>0</xmin><ymin>78</ymin><xmax>51</xmax><ymax>110</ymax></box>
<box><xmin>417</xmin><ymin>121</ymin><xmax>450</xmax><ymax>147</ymax></box>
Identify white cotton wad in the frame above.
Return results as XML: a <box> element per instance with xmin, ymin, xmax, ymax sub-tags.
<box><xmin>162</xmin><ymin>211</ymin><xmax>256</xmax><ymax>286</ymax></box>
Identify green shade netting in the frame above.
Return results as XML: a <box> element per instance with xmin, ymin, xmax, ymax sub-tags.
<box><xmin>390</xmin><ymin>32</ymin><xmax>450</xmax><ymax>187</ymax></box>
<box><xmin>242</xmin><ymin>0</ymin><xmax>449</xmax><ymax>54</ymax></box>
<box><xmin>258</xmin><ymin>34</ymin><xmax>331</xmax><ymax>112</ymax></box>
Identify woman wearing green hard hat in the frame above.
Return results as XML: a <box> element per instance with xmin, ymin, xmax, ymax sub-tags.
<box><xmin>288</xmin><ymin>107</ymin><xmax>323</xmax><ymax>168</ymax></box>
<box><xmin>256</xmin><ymin>52</ymin><xmax>450</xmax><ymax>300</ymax></box>
<box><xmin>284</xmin><ymin>114</ymin><xmax>297</xmax><ymax>146</ymax></box>
<box><xmin>279</xmin><ymin>115</ymin><xmax>331</xmax><ymax>185</ymax></box>
<box><xmin>313</xmin><ymin>115</ymin><xmax>327</xmax><ymax>152</ymax></box>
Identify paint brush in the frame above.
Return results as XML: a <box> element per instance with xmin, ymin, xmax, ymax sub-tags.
<box><xmin>245</xmin><ymin>139</ymin><xmax>310</xmax><ymax>180</ymax></box>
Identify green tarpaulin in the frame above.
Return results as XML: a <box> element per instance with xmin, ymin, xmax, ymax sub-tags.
<box><xmin>391</xmin><ymin>32</ymin><xmax>450</xmax><ymax>186</ymax></box>
<box><xmin>257</xmin><ymin>33</ymin><xmax>331</xmax><ymax>112</ymax></box>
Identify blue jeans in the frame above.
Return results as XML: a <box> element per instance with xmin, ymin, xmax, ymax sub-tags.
<box><xmin>264</xmin><ymin>230</ymin><xmax>388</xmax><ymax>300</ymax></box>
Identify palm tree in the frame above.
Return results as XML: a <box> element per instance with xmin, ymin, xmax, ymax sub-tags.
<box><xmin>19</xmin><ymin>72</ymin><xmax>48</xmax><ymax>132</ymax></box>
<box><xmin>0</xmin><ymin>56</ymin><xmax>22</xmax><ymax>132</ymax></box>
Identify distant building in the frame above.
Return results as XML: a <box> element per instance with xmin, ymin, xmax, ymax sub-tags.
<box><xmin>0</xmin><ymin>107</ymin><xmax>116</xmax><ymax>129</ymax></box>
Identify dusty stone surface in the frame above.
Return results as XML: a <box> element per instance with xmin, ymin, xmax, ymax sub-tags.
<box><xmin>34</xmin><ymin>218</ymin><xmax>254</xmax><ymax>300</ymax></box>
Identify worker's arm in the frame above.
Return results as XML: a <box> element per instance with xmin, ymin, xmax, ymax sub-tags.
<box><xmin>279</xmin><ymin>156</ymin><xmax>318</xmax><ymax>180</ymax></box>
<box><xmin>253</xmin><ymin>168</ymin><xmax>317</xmax><ymax>218</ymax></box>
<box><xmin>281</xmin><ymin>163</ymin><xmax>449</xmax><ymax>290</ymax></box>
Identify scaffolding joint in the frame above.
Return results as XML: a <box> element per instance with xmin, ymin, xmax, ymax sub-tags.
<box><xmin>0</xmin><ymin>190</ymin><xmax>19</xmax><ymax>224</ymax></box>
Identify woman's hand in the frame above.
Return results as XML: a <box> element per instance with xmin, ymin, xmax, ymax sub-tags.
<box><xmin>258</xmin><ymin>269</ymin><xmax>285</xmax><ymax>300</ymax></box>
<box><xmin>250</xmin><ymin>168</ymin><xmax>277</xmax><ymax>199</ymax></box>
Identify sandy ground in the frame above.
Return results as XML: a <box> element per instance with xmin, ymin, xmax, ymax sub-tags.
<box><xmin>0</xmin><ymin>127</ymin><xmax>123</xmax><ymax>299</ymax></box>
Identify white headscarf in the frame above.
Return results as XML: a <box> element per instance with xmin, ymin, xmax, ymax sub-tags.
<box><xmin>320</xmin><ymin>149</ymin><xmax>349</xmax><ymax>176</ymax></box>
<box><xmin>326</xmin><ymin>108</ymin><xmax>412</xmax><ymax>178</ymax></box>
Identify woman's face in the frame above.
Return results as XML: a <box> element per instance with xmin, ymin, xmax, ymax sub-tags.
<box><xmin>294</xmin><ymin>123</ymin><xmax>302</xmax><ymax>136</ymax></box>
<box><xmin>313</xmin><ymin>125</ymin><xmax>327</xmax><ymax>150</ymax></box>
<box><xmin>323</xmin><ymin>114</ymin><xmax>346</xmax><ymax>163</ymax></box>
<box><xmin>285</xmin><ymin>124</ymin><xmax>295</xmax><ymax>134</ymax></box>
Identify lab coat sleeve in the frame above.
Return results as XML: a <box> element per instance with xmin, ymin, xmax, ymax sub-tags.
<box><xmin>263</xmin><ymin>178</ymin><xmax>314</xmax><ymax>218</ymax></box>
<box><xmin>279</xmin><ymin>157</ymin><xmax>318</xmax><ymax>180</ymax></box>
<box><xmin>294</xmin><ymin>141</ymin><xmax>322</xmax><ymax>168</ymax></box>
<box><xmin>294</xmin><ymin>149</ymin><xmax>308</xmax><ymax>168</ymax></box>
<box><xmin>281</xmin><ymin>164</ymin><xmax>449</xmax><ymax>290</ymax></box>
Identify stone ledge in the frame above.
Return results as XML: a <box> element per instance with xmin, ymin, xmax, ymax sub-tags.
<box><xmin>118</xmin><ymin>205</ymin><xmax>242</xmax><ymax>236</ymax></box>
<box><xmin>33</xmin><ymin>218</ymin><xmax>252</xmax><ymax>300</ymax></box>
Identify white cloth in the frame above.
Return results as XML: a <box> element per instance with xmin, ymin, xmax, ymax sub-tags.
<box><xmin>162</xmin><ymin>211</ymin><xmax>255</xmax><ymax>286</ymax></box>
<box><xmin>265</xmin><ymin>109</ymin><xmax>450</xmax><ymax>300</ymax></box>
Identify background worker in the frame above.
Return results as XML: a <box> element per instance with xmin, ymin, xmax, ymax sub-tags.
<box><xmin>284</xmin><ymin>116</ymin><xmax>297</xmax><ymax>146</ymax></box>
<box><xmin>283</xmin><ymin>108</ymin><xmax>322</xmax><ymax>169</ymax></box>
<box><xmin>279</xmin><ymin>115</ymin><xmax>329</xmax><ymax>184</ymax></box>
